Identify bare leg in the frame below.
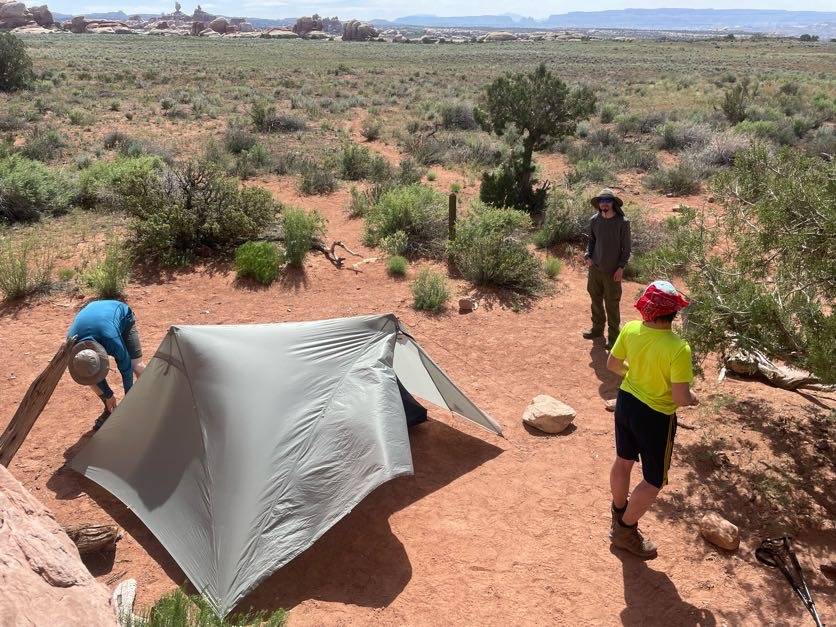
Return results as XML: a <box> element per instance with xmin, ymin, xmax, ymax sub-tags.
<box><xmin>610</xmin><ymin>456</ymin><xmax>634</xmax><ymax>509</ymax></box>
<box><xmin>621</xmin><ymin>480</ymin><xmax>660</xmax><ymax>526</ymax></box>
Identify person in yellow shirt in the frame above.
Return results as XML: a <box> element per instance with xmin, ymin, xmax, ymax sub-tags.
<box><xmin>606</xmin><ymin>280</ymin><xmax>699</xmax><ymax>558</ymax></box>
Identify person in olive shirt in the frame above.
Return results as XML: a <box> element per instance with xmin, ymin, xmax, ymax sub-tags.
<box><xmin>583</xmin><ymin>188</ymin><xmax>632</xmax><ymax>349</ymax></box>
<box><xmin>67</xmin><ymin>300</ymin><xmax>146</xmax><ymax>431</ymax></box>
<box><xmin>606</xmin><ymin>281</ymin><xmax>699</xmax><ymax>558</ymax></box>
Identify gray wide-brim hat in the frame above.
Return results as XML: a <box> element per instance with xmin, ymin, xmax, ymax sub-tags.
<box><xmin>69</xmin><ymin>340</ymin><xmax>109</xmax><ymax>386</ymax></box>
<box><xmin>590</xmin><ymin>188</ymin><xmax>624</xmax><ymax>212</ymax></box>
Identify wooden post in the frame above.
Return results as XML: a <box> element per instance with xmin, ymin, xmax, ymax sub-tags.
<box><xmin>448</xmin><ymin>193</ymin><xmax>457</xmax><ymax>242</ymax></box>
<box><xmin>0</xmin><ymin>338</ymin><xmax>75</xmax><ymax>467</ymax></box>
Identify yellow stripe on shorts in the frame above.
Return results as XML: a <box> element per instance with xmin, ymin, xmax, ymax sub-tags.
<box><xmin>662</xmin><ymin>415</ymin><xmax>676</xmax><ymax>486</ymax></box>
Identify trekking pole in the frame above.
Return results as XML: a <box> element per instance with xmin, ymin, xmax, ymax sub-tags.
<box><xmin>756</xmin><ymin>536</ymin><xmax>824</xmax><ymax>627</ymax></box>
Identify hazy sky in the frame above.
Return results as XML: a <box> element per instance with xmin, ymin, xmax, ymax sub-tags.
<box><xmin>48</xmin><ymin>0</ymin><xmax>836</xmax><ymax>20</ymax></box>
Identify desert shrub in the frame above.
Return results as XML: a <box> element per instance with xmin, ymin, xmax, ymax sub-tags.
<box><xmin>81</xmin><ymin>240</ymin><xmax>131</xmax><ymax>298</ymax></box>
<box><xmin>626</xmin><ymin>207</ymin><xmax>709</xmax><ymax>282</ymax></box>
<box><xmin>380</xmin><ymin>230</ymin><xmax>408</xmax><ymax>256</ymax></box>
<box><xmin>543</xmin><ymin>256</ymin><xmax>562</xmax><ymax>279</ymax></box>
<box><xmin>386</xmin><ymin>255</ymin><xmax>408</xmax><ymax>276</ymax></box>
<box><xmin>687</xmin><ymin>131</ymin><xmax>750</xmax><ymax>172</ymax></box>
<box><xmin>77</xmin><ymin>156</ymin><xmax>164</xmax><ymax>213</ymax></box>
<box><xmin>481</xmin><ymin>150</ymin><xmax>549</xmax><ymax>214</ymax></box>
<box><xmin>0</xmin><ymin>33</ymin><xmax>33</xmax><ymax>92</ymax></box>
<box><xmin>411</xmin><ymin>268</ymin><xmax>449</xmax><ymax>312</ymax></box>
<box><xmin>444</xmin><ymin>135</ymin><xmax>502</xmax><ymax>168</ymax></box>
<box><xmin>338</xmin><ymin>143</ymin><xmax>373</xmax><ymax>180</ymax></box>
<box><xmin>645</xmin><ymin>163</ymin><xmax>700</xmax><ymax>196</ymax></box>
<box><xmin>533</xmin><ymin>190</ymin><xmax>592</xmax><ymax>248</ymax></box>
<box><xmin>599</xmin><ymin>102</ymin><xmax>618</xmax><ymax>124</ymax></box>
<box><xmin>440</xmin><ymin>102</ymin><xmax>478</xmax><ymax>130</ymax></box>
<box><xmin>566</xmin><ymin>157</ymin><xmax>612</xmax><ymax>185</ymax></box>
<box><xmin>0</xmin><ymin>235</ymin><xmax>54</xmax><ymax>300</ymax></box>
<box><xmin>298</xmin><ymin>161</ymin><xmax>338</xmax><ymax>195</ymax></box>
<box><xmin>616</xmin><ymin>112</ymin><xmax>666</xmax><ymax>135</ymax></box>
<box><xmin>273</xmin><ymin>150</ymin><xmax>307</xmax><ymax>176</ymax></box>
<box><xmin>684</xmin><ymin>145</ymin><xmax>835</xmax><ymax>381</ymax></box>
<box><xmin>720</xmin><ymin>77</ymin><xmax>757</xmax><ymax>124</ymax></box>
<box><xmin>617</xmin><ymin>145</ymin><xmax>658</xmax><ymax>172</ymax></box>
<box><xmin>103</xmin><ymin>130</ymin><xmax>132</xmax><ymax>151</ymax></box>
<box><xmin>396</xmin><ymin>158</ymin><xmax>424</xmax><ymax>184</ymax></box>
<box><xmin>67</xmin><ymin>108</ymin><xmax>93</xmax><ymax>126</ymax></box>
<box><xmin>20</xmin><ymin>127</ymin><xmax>65</xmax><ymax>162</ymax></box>
<box><xmin>733</xmin><ymin>120</ymin><xmax>795</xmax><ymax>146</ymax></box>
<box><xmin>449</xmin><ymin>205</ymin><xmax>543</xmax><ymax>294</ymax></box>
<box><xmin>251</xmin><ymin>101</ymin><xmax>307</xmax><ymax>133</ymax></box>
<box><xmin>133</xmin><ymin>587</ymin><xmax>286</xmax><ymax>627</ymax></box>
<box><xmin>361</xmin><ymin>117</ymin><xmax>382</xmax><ymax>141</ymax></box>
<box><xmin>282</xmin><ymin>207</ymin><xmax>324</xmax><ymax>267</ymax></box>
<box><xmin>0</xmin><ymin>112</ymin><xmax>25</xmax><ymax>132</ymax></box>
<box><xmin>804</xmin><ymin>125</ymin><xmax>836</xmax><ymax>158</ymax></box>
<box><xmin>129</xmin><ymin>161</ymin><xmax>278</xmax><ymax>266</ymax></box>
<box><xmin>363</xmin><ymin>184</ymin><xmax>447</xmax><ymax>258</ymax></box>
<box><xmin>0</xmin><ymin>155</ymin><xmax>74</xmax><ymax>223</ymax></box>
<box><xmin>234</xmin><ymin>241</ymin><xmax>284</xmax><ymax>284</ymax></box>
<box><xmin>224</xmin><ymin>124</ymin><xmax>257</xmax><ymax>154</ymax></box>
<box><xmin>657</xmin><ymin>122</ymin><xmax>712</xmax><ymax>151</ymax></box>
<box><xmin>587</xmin><ymin>126</ymin><xmax>623</xmax><ymax>149</ymax></box>
<box><xmin>368</xmin><ymin>154</ymin><xmax>394</xmax><ymax>183</ymax></box>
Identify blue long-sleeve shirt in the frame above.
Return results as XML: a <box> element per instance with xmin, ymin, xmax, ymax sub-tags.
<box><xmin>68</xmin><ymin>300</ymin><xmax>135</xmax><ymax>398</ymax></box>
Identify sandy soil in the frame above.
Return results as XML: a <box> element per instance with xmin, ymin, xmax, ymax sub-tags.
<box><xmin>1</xmin><ymin>139</ymin><xmax>834</xmax><ymax>626</ymax></box>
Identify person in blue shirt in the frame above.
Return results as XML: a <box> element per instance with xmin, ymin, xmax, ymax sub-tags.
<box><xmin>67</xmin><ymin>300</ymin><xmax>146</xmax><ymax>430</ymax></box>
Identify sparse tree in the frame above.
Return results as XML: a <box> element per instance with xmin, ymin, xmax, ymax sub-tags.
<box><xmin>720</xmin><ymin>76</ymin><xmax>757</xmax><ymax>124</ymax></box>
<box><xmin>476</xmin><ymin>64</ymin><xmax>595</xmax><ymax>213</ymax></box>
<box><xmin>0</xmin><ymin>33</ymin><xmax>33</xmax><ymax>93</ymax></box>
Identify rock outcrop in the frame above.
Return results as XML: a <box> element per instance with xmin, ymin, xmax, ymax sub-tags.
<box><xmin>260</xmin><ymin>28</ymin><xmax>298</xmax><ymax>39</ymax></box>
<box><xmin>0</xmin><ymin>0</ymin><xmax>53</xmax><ymax>31</ymax></box>
<box><xmin>208</xmin><ymin>16</ymin><xmax>228</xmax><ymax>33</ymax></box>
<box><xmin>190</xmin><ymin>20</ymin><xmax>204</xmax><ymax>35</ymax></box>
<box><xmin>342</xmin><ymin>19</ymin><xmax>377</xmax><ymax>41</ymax></box>
<box><xmin>292</xmin><ymin>14</ymin><xmax>322</xmax><ymax>37</ymax></box>
<box><xmin>482</xmin><ymin>31</ymin><xmax>517</xmax><ymax>42</ymax></box>
<box><xmin>28</xmin><ymin>3</ymin><xmax>51</xmax><ymax>26</ymax></box>
<box><xmin>0</xmin><ymin>464</ymin><xmax>116</xmax><ymax>625</ymax></box>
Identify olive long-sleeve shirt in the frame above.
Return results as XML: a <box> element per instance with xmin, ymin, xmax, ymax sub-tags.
<box><xmin>585</xmin><ymin>213</ymin><xmax>631</xmax><ymax>275</ymax></box>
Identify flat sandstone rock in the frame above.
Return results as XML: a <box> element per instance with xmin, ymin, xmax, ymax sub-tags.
<box><xmin>523</xmin><ymin>395</ymin><xmax>576</xmax><ymax>434</ymax></box>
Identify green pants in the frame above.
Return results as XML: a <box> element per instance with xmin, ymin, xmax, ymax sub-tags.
<box><xmin>587</xmin><ymin>266</ymin><xmax>622</xmax><ymax>339</ymax></box>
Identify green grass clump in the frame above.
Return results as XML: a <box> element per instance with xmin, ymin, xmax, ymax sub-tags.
<box><xmin>363</xmin><ymin>183</ymin><xmax>447</xmax><ymax>258</ymax></box>
<box><xmin>282</xmin><ymin>207</ymin><xmax>325</xmax><ymax>267</ymax></box>
<box><xmin>543</xmin><ymin>256</ymin><xmax>562</xmax><ymax>279</ymax></box>
<box><xmin>0</xmin><ymin>236</ymin><xmax>54</xmax><ymax>300</ymax></box>
<box><xmin>78</xmin><ymin>156</ymin><xmax>164</xmax><ymax>212</ymax></box>
<box><xmin>411</xmin><ymin>268</ymin><xmax>449</xmax><ymax>312</ymax></box>
<box><xmin>386</xmin><ymin>255</ymin><xmax>408</xmax><ymax>276</ymax></box>
<box><xmin>448</xmin><ymin>205</ymin><xmax>543</xmax><ymax>294</ymax></box>
<box><xmin>234</xmin><ymin>241</ymin><xmax>284</xmax><ymax>285</ymax></box>
<box><xmin>20</xmin><ymin>127</ymin><xmax>65</xmax><ymax>162</ymax></box>
<box><xmin>645</xmin><ymin>163</ymin><xmax>701</xmax><ymax>196</ymax></box>
<box><xmin>298</xmin><ymin>161</ymin><xmax>338</xmax><ymax>195</ymax></box>
<box><xmin>131</xmin><ymin>587</ymin><xmax>286</xmax><ymax>627</ymax></box>
<box><xmin>0</xmin><ymin>154</ymin><xmax>75</xmax><ymax>223</ymax></box>
<box><xmin>81</xmin><ymin>240</ymin><xmax>131</xmax><ymax>298</ymax></box>
<box><xmin>533</xmin><ymin>190</ymin><xmax>591</xmax><ymax>249</ymax></box>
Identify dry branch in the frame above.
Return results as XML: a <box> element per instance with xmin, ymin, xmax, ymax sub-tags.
<box><xmin>0</xmin><ymin>337</ymin><xmax>75</xmax><ymax>467</ymax></box>
<box><xmin>64</xmin><ymin>524</ymin><xmax>123</xmax><ymax>554</ymax></box>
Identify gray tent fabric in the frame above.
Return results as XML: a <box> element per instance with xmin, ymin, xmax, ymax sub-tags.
<box><xmin>70</xmin><ymin>314</ymin><xmax>500</xmax><ymax>617</ymax></box>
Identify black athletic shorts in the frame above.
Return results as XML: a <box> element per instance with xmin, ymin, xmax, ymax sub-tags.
<box><xmin>614</xmin><ymin>389</ymin><xmax>677</xmax><ymax>489</ymax></box>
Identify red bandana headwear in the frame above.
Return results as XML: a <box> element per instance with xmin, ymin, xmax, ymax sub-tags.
<box><xmin>635</xmin><ymin>280</ymin><xmax>689</xmax><ymax>322</ymax></box>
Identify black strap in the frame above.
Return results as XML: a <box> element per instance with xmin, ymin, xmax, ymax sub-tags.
<box><xmin>756</xmin><ymin>536</ymin><xmax>823</xmax><ymax>627</ymax></box>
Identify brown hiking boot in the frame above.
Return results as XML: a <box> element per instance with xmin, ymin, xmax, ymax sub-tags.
<box><xmin>611</xmin><ymin>503</ymin><xmax>625</xmax><ymax>532</ymax></box>
<box><xmin>582</xmin><ymin>329</ymin><xmax>604</xmax><ymax>339</ymax></box>
<box><xmin>610</xmin><ymin>523</ymin><xmax>658</xmax><ymax>559</ymax></box>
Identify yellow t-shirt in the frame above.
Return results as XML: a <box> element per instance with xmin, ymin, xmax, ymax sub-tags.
<box><xmin>610</xmin><ymin>319</ymin><xmax>693</xmax><ymax>415</ymax></box>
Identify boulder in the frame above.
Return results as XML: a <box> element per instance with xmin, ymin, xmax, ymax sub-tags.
<box><xmin>342</xmin><ymin>19</ymin><xmax>377</xmax><ymax>41</ymax></box>
<box><xmin>11</xmin><ymin>23</ymin><xmax>52</xmax><ymax>33</ymax></box>
<box><xmin>199</xmin><ymin>27</ymin><xmax>219</xmax><ymax>37</ymax></box>
<box><xmin>0</xmin><ymin>465</ymin><xmax>116</xmax><ymax>625</ymax></box>
<box><xmin>260</xmin><ymin>28</ymin><xmax>297</xmax><ymax>39</ymax></box>
<box><xmin>304</xmin><ymin>30</ymin><xmax>328</xmax><ymax>40</ymax></box>
<box><xmin>208</xmin><ymin>16</ymin><xmax>227</xmax><ymax>33</ymax></box>
<box><xmin>237</xmin><ymin>21</ymin><xmax>254</xmax><ymax>32</ymax></box>
<box><xmin>292</xmin><ymin>14</ymin><xmax>322</xmax><ymax>36</ymax></box>
<box><xmin>0</xmin><ymin>1</ymin><xmax>26</xmax><ymax>18</ymax></box>
<box><xmin>190</xmin><ymin>20</ymin><xmax>204</xmax><ymax>35</ymax></box>
<box><xmin>29</xmin><ymin>4</ymin><xmax>52</xmax><ymax>27</ymax></box>
<box><xmin>699</xmin><ymin>512</ymin><xmax>740</xmax><ymax>551</ymax></box>
<box><xmin>0</xmin><ymin>14</ymin><xmax>32</xmax><ymax>29</ymax></box>
<box><xmin>458</xmin><ymin>297</ymin><xmax>476</xmax><ymax>313</ymax></box>
<box><xmin>522</xmin><ymin>395</ymin><xmax>576</xmax><ymax>434</ymax></box>
<box><xmin>69</xmin><ymin>15</ymin><xmax>86</xmax><ymax>32</ymax></box>
<box><xmin>420</xmin><ymin>35</ymin><xmax>438</xmax><ymax>44</ymax></box>
<box><xmin>482</xmin><ymin>31</ymin><xmax>517</xmax><ymax>42</ymax></box>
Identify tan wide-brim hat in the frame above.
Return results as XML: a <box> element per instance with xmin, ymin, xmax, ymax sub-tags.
<box><xmin>590</xmin><ymin>188</ymin><xmax>624</xmax><ymax>211</ymax></box>
<box><xmin>69</xmin><ymin>340</ymin><xmax>109</xmax><ymax>386</ymax></box>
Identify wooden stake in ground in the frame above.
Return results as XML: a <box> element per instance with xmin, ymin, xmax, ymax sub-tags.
<box><xmin>0</xmin><ymin>337</ymin><xmax>75</xmax><ymax>467</ymax></box>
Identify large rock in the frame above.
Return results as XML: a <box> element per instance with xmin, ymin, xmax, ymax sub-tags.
<box><xmin>29</xmin><ymin>4</ymin><xmax>52</xmax><ymax>26</ymax></box>
<box><xmin>237</xmin><ymin>21</ymin><xmax>254</xmax><ymax>32</ymax></box>
<box><xmin>342</xmin><ymin>19</ymin><xmax>378</xmax><ymax>41</ymax></box>
<box><xmin>0</xmin><ymin>1</ymin><xmax>26</xmax><ymax>18</ymax></box>
<box><xmin>699</xmin><ymin>512</ymin><xmax>740</xmax><ymax>551</ymax></box>
<box><xmin>208</xmin><ymin>16</ymin><xmax>227</xmax><ymax>33</ymax></box>
<box><xmin>0</xmin><ymin>465</ymin><xmax>116</xmax><ymax>625</ymax></box>
<box><xmin>292</xmin><ymin>14</ymin><xmax>322</xmax><ymax>36</ymax></box>
<box><xmin>11</xmin><ymin>23</ymin><xmax>51</xmax><ymax>33</ymax></box>
<box><xmin>190</xmin><ymin>20</ymin><xmax>204</xmax><ymax>35</ymax></box>
<box><xmin>482</xmin><ymin>31</ymin><xmax>517</xmax><ymax>42</ymax></box>
<box><xmin>260</xmin><ymin>28</ymin><xmax>297</xmax><ymax>39</ymax></box>
<box><xmin>69</xmin><ymin>15</ymin><xmax>86</xmax><ymax>32</ymax></box>
<box><xmin>522</xmin><ymin>395</ymin><xmax>576</xmax><ymax>434</ymax></box>
<box><xmin>0</xmin><ymin>14</ymin><xmax>32</xmax><ymax>29</ymax></box>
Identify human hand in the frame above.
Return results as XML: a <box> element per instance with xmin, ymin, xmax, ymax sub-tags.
<box><xmin>104</xmin><ymin>396</ymin><xmax>117</xmax><ymax>413</ymax></box>
<box><xmin>613</xmin><ymin>267</ymin><xmax>624</xmax><ymax>282</ymax></box>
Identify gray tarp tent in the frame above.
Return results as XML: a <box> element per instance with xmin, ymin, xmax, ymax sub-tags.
<box><xmin>70</xmin><ymin>314</ymin><xmax>501</xmax><ymax>617</ymax></box>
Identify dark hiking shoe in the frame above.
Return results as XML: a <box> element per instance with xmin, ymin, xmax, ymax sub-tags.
<box><xmin>582</xmin><ymin>329</ymin><xmax>604</xmax><ymax>339</ymax></box>
<box><xmin>93</xmin><ymin>410</ymin><xmax>111</xmax><ymax>432</ymax></box>
<box><xmin>610</xmin><ymin>523</ymin><xmax>658</xmax><ymax>559</ymax></box>
<box><xmin>611</xmin><ymin>503</ymin><xmax>626</xmax><ymax>531</ymax></box>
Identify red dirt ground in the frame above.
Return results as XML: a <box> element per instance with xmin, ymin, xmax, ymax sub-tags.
<box><xmin>1</xmin><ymin>141</ymin><xmax>834</xmax><ymax>626</ymax></box>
